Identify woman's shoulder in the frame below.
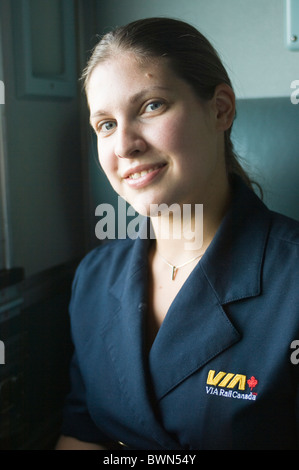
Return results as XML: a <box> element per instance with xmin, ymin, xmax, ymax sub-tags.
<box><xmin>264</xmin><ymin>209</ymin><xmax>299</xmax><ymax>273</ymax></box>
<box><xmin>83</xmin><ymin>238</ymin><xmax>133</xmax><ymax>263</ymax></box>
<box><xmin>268</xmin><ymin>210</ymin><xmax>299</xmax><ymax>246</ymax></box>
<box><xmin>75</xmin><ymin>238</ymin><xmax>135</xmax><ymax>279</ymax></box>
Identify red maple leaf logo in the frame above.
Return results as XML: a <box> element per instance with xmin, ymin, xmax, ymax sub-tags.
<box><xmin>247</xmin><ymin>376</ymin><xmax>258</xmax><ymax>391</ymax></box>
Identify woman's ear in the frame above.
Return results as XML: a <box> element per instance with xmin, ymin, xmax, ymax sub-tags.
<box><xmin>213</xmin><ymin>83</ymin><xmax>235</xmax><ymax>131</ymax></box>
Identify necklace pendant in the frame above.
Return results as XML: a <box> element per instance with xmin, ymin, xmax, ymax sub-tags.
<box><xmin>171</xmin><ymin>266</ymin><xmax>178</xmax><ymax>281</ymax></box>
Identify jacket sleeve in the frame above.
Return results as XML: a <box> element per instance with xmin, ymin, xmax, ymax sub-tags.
<box><xmin>60</xmin><ymin>350</ymin><xmax>109</xmax><ymax>444</ymax></box>
<box><xmin>60</xmin><ymin>256</ymin><xmax>110</xmax><ymax>445</ymax></box>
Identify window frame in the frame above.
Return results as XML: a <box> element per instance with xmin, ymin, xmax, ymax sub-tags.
<box><xmin>0</xmin><ymin>13</ymin><xmax>13</xmax><ymax>271</ymax></box>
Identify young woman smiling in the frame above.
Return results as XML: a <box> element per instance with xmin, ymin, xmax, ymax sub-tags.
<box><xmin>56</xmin><ymin>18</ymin><xmax>299</xmax><ymax>450</ymax></box>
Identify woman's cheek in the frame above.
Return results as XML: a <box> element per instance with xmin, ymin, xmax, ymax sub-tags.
<box><xmin>157</xmin><ymin>112</ymin><xmax>186</xmax><ymax>152</ymax></box>
<box><xmin>97</xmin><ymin>143</ymin><xmax>116</xmax><ymax>176</ymax></box>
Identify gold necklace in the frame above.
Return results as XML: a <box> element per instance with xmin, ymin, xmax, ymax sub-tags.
<box><xmin>158</xmin><ymin>252</ymin><xmax>203</xmax><ymax>281</ymax></box>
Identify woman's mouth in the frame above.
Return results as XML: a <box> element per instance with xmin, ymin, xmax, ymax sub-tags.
<box><xmin>123</xmin><ymin>163</ymin><xmax>167</xmax><ymax>188</ymax></box>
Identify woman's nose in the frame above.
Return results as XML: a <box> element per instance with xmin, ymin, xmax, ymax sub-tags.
<box><xmin>114</xmin><ymin>124</ymin><xmax>147</xmax><ymax>159</ymax></box>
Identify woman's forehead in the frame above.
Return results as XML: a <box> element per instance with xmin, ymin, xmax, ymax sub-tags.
<box><xmin>86</xmin><ymin>55</ymin><xmax>180</xmax><ymax>110</ymax></box>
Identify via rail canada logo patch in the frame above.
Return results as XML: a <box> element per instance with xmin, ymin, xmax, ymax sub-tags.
<box><xmin>206</xmin><ymin>370</ymin><xmax>258</xmax><ymax>401</ymax></box>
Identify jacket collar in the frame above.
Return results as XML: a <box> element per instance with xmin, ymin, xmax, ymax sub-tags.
<box><xmin>200</xmin><ymin>177</ymin><xmax>271</xmax><ymax>304</ymax></box>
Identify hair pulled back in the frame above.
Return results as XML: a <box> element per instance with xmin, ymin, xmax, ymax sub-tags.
<box><xmin>82</xmin><ymin>17</ymin><xmax>254</xmax><ymax>190</ymax></box>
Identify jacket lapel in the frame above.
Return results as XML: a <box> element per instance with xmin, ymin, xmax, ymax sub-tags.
<box><xmin>107</xmin><ymin>230</ymin><xmax>182</xmax><ymax>449</ymax></box>
<box><xmin>148</xmin><ymin>265</ymin><xmax>241</xmax><ymax>400</ymax></box>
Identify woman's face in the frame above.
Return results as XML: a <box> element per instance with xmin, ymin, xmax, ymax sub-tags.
<box><xmin>87</xmin><ymin>53</ymin><xmax>229</xmax><ymax>216</ymax></box>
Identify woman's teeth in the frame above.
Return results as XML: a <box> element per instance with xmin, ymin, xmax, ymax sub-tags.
<box><xmin>128</xmin><ymin>165</ymin><xmax>162</xmax><ymax>179</ymax></box>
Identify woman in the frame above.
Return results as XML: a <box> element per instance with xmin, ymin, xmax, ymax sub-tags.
<box><xmin>56</xmin><ymin>18</ymin><xmax>299</xmax><ymax>450</ymax></box>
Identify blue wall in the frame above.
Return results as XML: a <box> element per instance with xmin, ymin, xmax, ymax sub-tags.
<box><xmin>232</xmin><ymin>98</ymin><xmax>299</xmax><ymax>221</ymax></box>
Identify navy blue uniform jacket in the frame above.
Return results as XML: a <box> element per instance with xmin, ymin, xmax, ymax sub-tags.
<box><xmin>61</xmin><ymin>178</ymin><xmax>299</xmax><ymax>450</ymax></box>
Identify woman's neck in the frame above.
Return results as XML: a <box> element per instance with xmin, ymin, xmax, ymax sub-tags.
<box><xmin>150</xmin><ymin>180</ymin><xmax>231</xmax><ymax>265</ymax></box>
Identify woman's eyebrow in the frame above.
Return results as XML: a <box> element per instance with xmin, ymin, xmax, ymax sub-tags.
<box><xmin>90</xmin><ymin>110</ymin><xmax>107</xmax><ymax>122</ymax></box>
<box><xmin>90</xmin><ymin>85</ymin><xmax>171</xmax><ymax>122</ymax></box>
<box><xmin>128</xmin><ymin>85</ymin><xmax>171</xmax><ymax>104</ymax></box>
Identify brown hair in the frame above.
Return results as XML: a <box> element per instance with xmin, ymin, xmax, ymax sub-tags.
<box><xmin>82</xmin><ymin>17</ymin><xmax>255</xmax><ymax>191</ymax></box>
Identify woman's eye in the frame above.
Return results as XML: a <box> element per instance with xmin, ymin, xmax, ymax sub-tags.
<box><xmin>145</xmin><ymin>101</ymin><xmax>163</xmax><ymax>113</ymax></box>
<box><xmin>98</xmin><ymin>121</ymin><xmax>116</xmax><ymax>133</ymax></box>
